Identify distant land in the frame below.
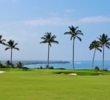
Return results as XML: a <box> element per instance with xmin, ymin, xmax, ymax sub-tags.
<box><xmin>1</xmin><ymin>60</ymin><xmax>70</xmax><ymax>65</ymax></box>
<box><xmin>23</xmin><ymin>61</ymin><xmax>70</xmax><ymax>65</ymax></box>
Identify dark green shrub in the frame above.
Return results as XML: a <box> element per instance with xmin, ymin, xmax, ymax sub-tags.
<box><xmin>22</xmin><ymin>67</ymin><xmax>29</xmax><ymax>71</ymax></box>
<box><xmin>56</xmin><ymin>68</ymin><xmax>66</xmax><ymax>70</ymax></box>
<box><xmin>103</xmin><ymin>68</ymin><xmax>108</xmax><ymax>71</ymax></box>
<box><xmin>48</xmin><ymin>66</ymin><xmax>54</xmax><ymax>69</ymax></box>
<box><xmin>95</xmin><ymin>66</ymin><xmax>100</xmax><ymax>71</ymax></box>
<box><xmin>40</xmin><ymin>66</ymin><xmax>43</xmax><ymax>69</ymax></box>
<box><xmin>45</xmin><ymin>65</ymin><xmax>49</xmax><ymax>69</ymax></box>
<box><xmin>16</xmin><ymin>62</ymin><xmax>23</xmax><ymax>68</ymax></box>
<box><xmin>0</xmin><ymin>62</ymin><xmax>5</xmax><ymax>68</ymax></box>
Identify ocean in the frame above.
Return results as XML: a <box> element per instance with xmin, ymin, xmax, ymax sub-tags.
<box><xmin>24</xmin><ymin>61</ymin><xmax>110</xmax><ymax>70</ymax></box>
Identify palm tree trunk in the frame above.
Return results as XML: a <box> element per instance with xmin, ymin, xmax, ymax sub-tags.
<box><xmin>102</xmin><ymin>45</ymin><xmax>104</xmax><ymax>70</ymax></box>
<box><xmin>92</xmin><ymin>49</ymin><xmax>96</xmax><ymax>69</ymax></box>
<box><xmin>11</xmin><ymin>48</ymin><xmax>12</xmax><ymax>67</ymax></box>
<box><xmin>72</xmin><ymin>38</ymin><xmax>75</xmax><ymax>70</ymax></box>
<box><xmin>47</xmin><ymin>43</ymin><xmax>50</xmax><ymax>68</ymax></box>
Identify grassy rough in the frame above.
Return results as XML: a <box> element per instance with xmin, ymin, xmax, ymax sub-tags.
<box><xmin>0</xmin><ymin>69</ymin><xmax>110</xmax><ymax>100</ymax></box>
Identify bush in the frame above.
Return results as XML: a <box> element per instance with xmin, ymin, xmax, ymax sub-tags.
<box><xmin>56</xmin><ymin>68</ymin><xmax>66</xmax><ymax>70</ymax></box>
<box><xmin>16</xmin><ymin>62</ymin><xmax>23</xmax><ymax>68</ymax></box>
<box><xmin>22</xmin><ymin>67</ymin><xmax>29</xmax><ymax>71</ymax></box>
<box><xmin>40</xmin><ymin>66</ymin><xmax>43</xmax><ymax>69</ymax></box>
<box><xmin>0</xmin><ymin>62</ymin><xmax>6</xmax><ymax>68</ymax></box>
<box><xmin>48</xmin><ymin>66</ymin><xmax>54</xmax><ymax>69</ymax></box>
<box><xmin>45</xmin><ymin>65</ymin><xmax>49</xmax><ymax>69</ymax></box>
<box><xmin>103</xmin><ymin>68</ymin><xmax>108</xmax><ymax>71</ymax></box>
<box><xmin>95</xmin><ymin>66</ymin><xmax>100</xmax><ymax>71</ymax></box>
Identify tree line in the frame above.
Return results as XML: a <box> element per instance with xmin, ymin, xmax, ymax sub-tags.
<box><xmin>0</xmin><ymin>25</ymin><xmax>110</xmax><ymax>70</ymax></box>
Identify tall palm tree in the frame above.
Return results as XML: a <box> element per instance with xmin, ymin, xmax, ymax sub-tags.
<box><xmin>0</xmin><ymin>35</ymin><xmax>6</xmax><ymax>45</ymax></box>
<box><xmin>64</xmin><ymin>25</ymin><xmax>83</xmax><ymax>69</ymax></box>
<box><xmin>40</xmin><ymin>32</ymin><xmax>59</xmax><ymax>68</ymax></box>
<box><xmin>98</xmin><ymin>33</ymin><xmax>110</xmax><ymax>69</ymax></box>
<box><xmin>5</xmin><ymin>40</ymin><xmax>19</xmax><ymax>66</ymax></box>
<box><xmin>89</xmin><ymin>40</ymin><xmax>102</xmax><ymax>69</ymax></box>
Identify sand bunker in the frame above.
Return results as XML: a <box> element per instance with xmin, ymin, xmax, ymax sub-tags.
<box><xmin>0</xmin><ymin>71</ymin><xmax>5</xmax><ymax>74</ymax></box>
<box><xmin>68</xmin><ymin>73</ymin><xmax>77</xmax><ymax>76</ymax></box>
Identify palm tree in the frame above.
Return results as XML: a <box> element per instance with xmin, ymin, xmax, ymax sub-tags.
<box><xmin>5</xmin><ymin>40</ymin><xmax>19</xmax><ymax>66</ymax></box>
<box><xmin>0</xmin><ymin>35</ymin><xmax>6</xmax><ymax>45</ymax></box>
<box><xmin>5</xmin><ymin>60</ymin><xmax>11</xmax><ymax>67</ymax></box>
<box><xmin>64</xmin><ymin>25</ymin><xmax>83</xmax><ymax>69</ymax></box>
<box><xmin>40</xmin><ymin>32</ymin><xmax>59</xmax><ymax>68</ymax></box>
<box><xmin>89</xmin><ymin>40</ymin><xmax>102</xmax><ymax>69</ymax></box>
<box><xmin>0</xmin><ymin>61</ymin><xmax>4</xmax><ymax>68</ymax></box>
<box><xmin>98</xmin><ymin>33</ymin><xmax>110</xmax><ymax>69</ymax></box>
<box><xmin>16</xmin><ymin>62</ymin><xmax>24</xmax><ymax>68</ymax></box>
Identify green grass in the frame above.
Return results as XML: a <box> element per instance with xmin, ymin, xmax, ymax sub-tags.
<box><xmin>0</xmin><ymin>68</ymin><xmax>110</xmax><ymax>100</ymax></box>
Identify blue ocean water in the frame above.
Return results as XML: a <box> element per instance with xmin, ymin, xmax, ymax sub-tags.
<box><xmin>24</xmin><ymin>61</ymin><xmax>110</xmax><ymax>70</ymax></box>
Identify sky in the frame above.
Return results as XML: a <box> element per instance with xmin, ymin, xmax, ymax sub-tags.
<box><xmin>0</xmin><ymin>0</ymin><xmax>110</xmax><ymax>61</ymax></box>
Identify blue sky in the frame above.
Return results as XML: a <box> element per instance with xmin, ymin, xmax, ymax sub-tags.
<box><xmin>0</xmin><ymin>0</ymin><xmax>110</xmax><ymax>61</ymax></box>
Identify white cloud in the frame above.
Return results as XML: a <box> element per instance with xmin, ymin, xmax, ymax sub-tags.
<box><xmin>79</xmin><ymin>16</ymin><xmax>110</xmax><ymax>23</ymax></box>
<box><xmin>51</xmin><ymin>12</ymin><xmax>58</xmax><ymax>16</ymax></box>
<box><xmin>22</xmin><ymin>17</ymin><xmax>74</xmax><ymax>26</ymax></box>
<box><xmin>65</xmin><ymin>9</ymin><xmax>74</xmax><ymax>13</ymax></box>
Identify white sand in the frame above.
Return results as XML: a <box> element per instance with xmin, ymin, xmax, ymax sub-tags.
<box><xmin>68</xmin><ymin>73</ymin><xmax>77</xmax><ymax>76</ymax></box>
<box><xmin>0</xmin><ymin>71</ymin><xmax>5</xmax><ymax>74</ymax></box>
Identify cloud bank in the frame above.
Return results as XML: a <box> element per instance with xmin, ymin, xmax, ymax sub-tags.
<box><xmin>79</xmin><ymin>16</ymin><xmax>110</xmax><ymax>23</ymax></box>
<box><xmin>22</xmin><ymin>17</ymin><xmax>74</xmax><ymax>26</ymax></box>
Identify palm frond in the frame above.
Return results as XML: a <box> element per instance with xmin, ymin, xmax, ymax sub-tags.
<box><xmin>0</xmin><ymin>35</ymin><xmax>6</xmax><ymax>45</ymax></box>
<box><xmin>89</xmin><ymin>46</ymin><xmax>92</xmax><ymax>50</ymax></box>
<box><xmin>97</xmin><ymin>48</ymin><xmax>102</xmax><ymax>52</ymax></box>
<box><xmin>5</xmin><ymin>47</ymin><xmax>10</xmax><ymax>50</ymax></box>
<box><xmin>40</xmin><ymin>41</ymin><xmax>47</xmax><ymax>44</ymax></box>
<box><xmin>64</xmin><ymin>32</ymin><xmax>72</xmax><ymax>35</ymax></box>
<box><xmin>2</xmin><ymin>42</ymin><xmax>6</xmax><ymax>45</ymax></box>
<box><xmin>107</xmin><ymin>38</ymin><xmax>110</xmax><ymax>41</ymax></box>
<box><xmin>76</xmin><ymin>31</ymin><xmax>83</xmax><ymax>36</ymax></box>
<box><xmin>69</xmin><ymin>25</ymin><xmax>75</xmax><ymax>30</ymax></box>
<box><xmin>14</xmin><ymin>48</ymin><xmax>19</xmax><ymax>51</ymax></box>
<box><xmin>76</xmin><ymin>36</ymin><xmax>82</xmax><ymax>41</ymax></box>
<box><xmin>76</xmin><ymin>30</ymin><xmax>81</xmax><ymax>33</ymax></box>
<box><xmin>41</xmin><ymin>37</ymin><xmax>46</xmax><ymax>40</ymax></box>
<box><xmin>89</xmin><ymin>40</ymin><xmax>101</xmax><ymax>51</ymax></box>
<box><xmin>105</xmin><ymin>43</ymin><xmax>110</xmax><ymax>49</ymax></box>
<box><xmin>1</xmin><ymin>39</ymin><xmax>6</xmax><ymax>41</ymax></box>
<box><xmin>105</xmin><ymin>41</ymin><xmax>110</xmax><ymax>46</ymax></box>
<box><xmin>51</xmin><ymin>35</ymin><xmax>56</xmax><ymax>40</ymax></box>
<box><xmin>14</xmin><ymin>43</ymin><xmax>18</xmax><ymax>46</ymax></box>
<box><xmin>4</xmin><ymin>43</ymin><xmax>9</xmax><ymax>46</ymax></box>
<box><xmin>0</xmin><ymin>35</ymin><xmax>2</xmax><ymax>39</ymax></box>
<box><xmin>51</xmin><ymin>40</ymin><xmax>59</xmax><ymax>44</ymax></box>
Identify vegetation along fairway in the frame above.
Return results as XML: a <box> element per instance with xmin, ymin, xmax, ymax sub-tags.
<box><xmin>0</xmin><ymin>69</ymin><xmax>110</xmax><ymax>100</ymax></box>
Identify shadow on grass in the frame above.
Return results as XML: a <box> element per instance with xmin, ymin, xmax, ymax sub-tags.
<box><xmin>52</xmin><ymin>69</ymin><xmax>110</xmax><ymax>76</ymax></box>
